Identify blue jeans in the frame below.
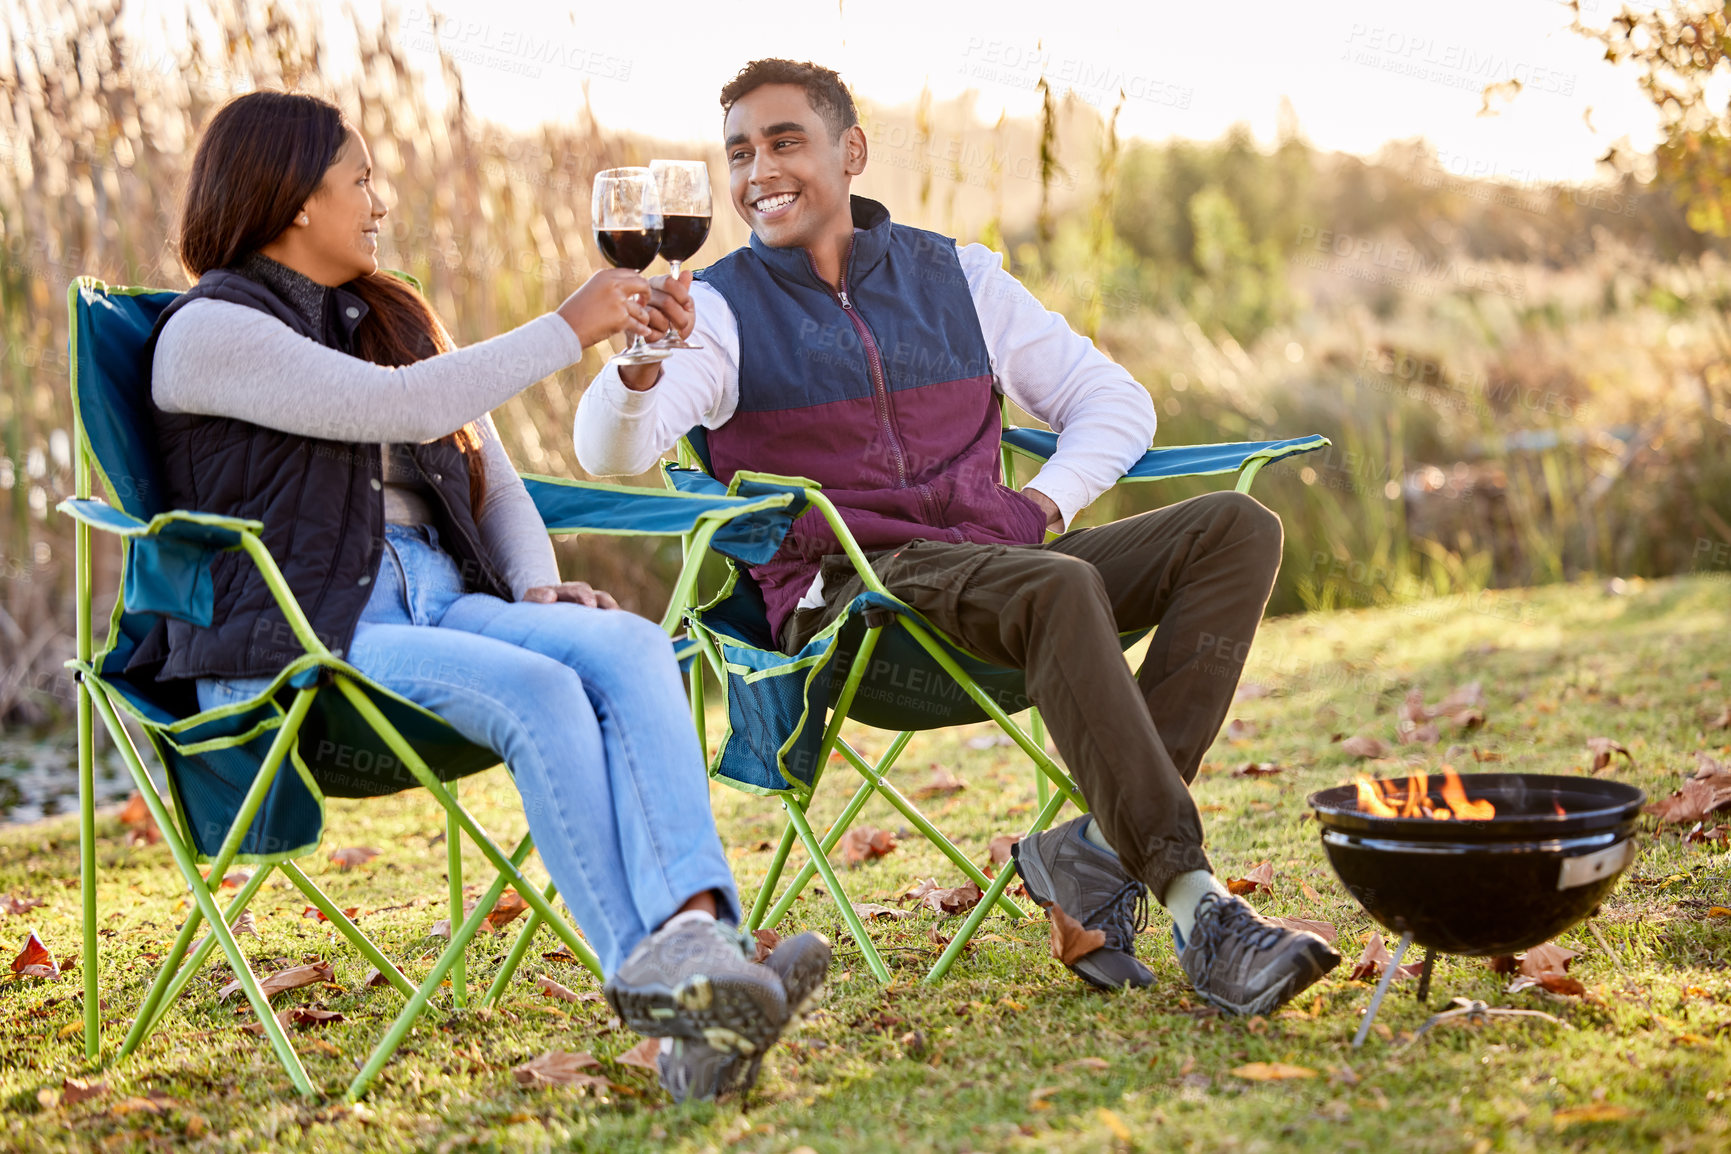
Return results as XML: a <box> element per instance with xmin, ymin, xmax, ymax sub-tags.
<box><xmin>199</xmin><ymin>524</ymin><xmax>739</xmax><ymax>975</ymax></box>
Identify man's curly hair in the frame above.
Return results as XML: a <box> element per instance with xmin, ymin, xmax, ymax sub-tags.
<box><xmin>719</xmin><ymin>59</ymin><xmax>859</xmax><ymax>139</ymax></box>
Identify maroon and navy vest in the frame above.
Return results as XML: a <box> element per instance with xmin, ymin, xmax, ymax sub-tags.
<box><xmin>695</xmin><ymin>197</ymin><xmax>1047</xmax><ymax>636</ymax></box>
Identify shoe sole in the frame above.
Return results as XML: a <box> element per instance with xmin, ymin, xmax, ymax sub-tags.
<box><xmin>605</xmin><ymin>970</ymin><xmax>785</xmax><ymax>1055</ymax></box>
<box><xmin>766</xmin><ymin>932</ymin><xmax>832</xmax><ymax>1026</ymax></box>
<box><xmin>1011</xmin><ymin>836</ymin><xmax>1152</xmax><ymax>991</ymax></box>
<box><xmin>1190</xmin><ymin>939</ymin><xmax>1342</xmax><ymax>1017</ymax></box>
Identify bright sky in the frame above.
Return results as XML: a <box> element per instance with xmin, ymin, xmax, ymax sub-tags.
<box><xmin>128</xmin><ymin>0</ymin><xmax>1663</xmax><ymax>183</ymax></box>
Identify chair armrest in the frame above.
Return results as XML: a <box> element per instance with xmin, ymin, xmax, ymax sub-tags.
<box><xmin>1002</xmin><ymin>427</ymin><xmax>1332</xmax><ymax>490</ymax></box>
<box><xmin>58</xmin><ymin>498</ymin><xmax>329</xmax><ymax>659</ymax></box>
<box><xmin>522</xmin><ymin>472</ymin><xmax>798</xmax><ymax>567</ymax></box>
<box><xmin>58</xmin><ymin>498</ymin><xmax>262</xmax><ymax>546</ymax></box>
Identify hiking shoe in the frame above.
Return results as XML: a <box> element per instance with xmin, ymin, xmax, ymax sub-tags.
<box><xmin>1012</xmin><ymin>815</ymin><xmax>1154</xmax><ymax>989</ymax></box>
<box><xmin>604</xmin><ymin>915</ymin><xmax>787</xmax><ymax>1056</ymax></box>
<box><xmin>1175</xmin><ymin>891</ymin><xmax>1341</xmax><ymax>1016</ymax></box>
<box><xmin>654</xmin><ymin>931</ymin><xmax>833</xmax><ymax>1103</ymax></box>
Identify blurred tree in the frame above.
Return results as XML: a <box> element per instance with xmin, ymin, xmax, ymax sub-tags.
<box><xmin>1575</xmin><ymin>1</ymin><xmax>1731</xmax><ymax>236</ymax></box>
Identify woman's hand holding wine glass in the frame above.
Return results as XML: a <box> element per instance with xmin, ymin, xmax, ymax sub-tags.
<box><xmin>556</xmin><ymin>267</ymin><xmax>657</xmax><ymax>347</ymax></box>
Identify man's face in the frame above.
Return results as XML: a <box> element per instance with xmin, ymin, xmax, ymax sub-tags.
<box><xmin>723</xmin><ymin>83</ymin><xmax>864</xmax><ymax>250</ymax></box>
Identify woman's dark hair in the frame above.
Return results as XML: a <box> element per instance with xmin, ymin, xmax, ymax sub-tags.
<box><xmin>719</xmin><ymin>59</ymin><xmax>858</xmax><ymax>139</ymax></box>
<box><xmin>179</xmin><ymin>90</ymin><xmax>485</xmax><ymax>517</ymax></box>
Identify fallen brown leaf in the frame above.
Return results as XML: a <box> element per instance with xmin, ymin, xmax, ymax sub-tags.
<box><xmin>752</xmin><ymin>927</ymin><xmax>780</xmax><ymax>964</ymax></box>
<box><xmin>1507</xmin><ymin>941</ymin><xmax>1584</xmax><ymax>995</ymax></box>
<box><xmin>909</xmin><ymin>764</ymin><xmax>966</xmax><ymax>800</ymax></box>
<box><xmin>218</xmin><ymin>960</ymin><xmax>333</xmax><ymax>1002</ymax></box>
<box><xmin>60</xmin><ymin>1077</ymin><xmax>107</xmax><ymax>1106</ymax></box>
<box><xmin>1398</xmin><ymin>721</ymin><xmax>1441</xmax><ymax>745</ymax></box>
<box><xmin>616</xmin><ymin>1037</ymin><xmax>661</xmax><ymax>1072</ymax></box>
<box><xmin>839</xmin><ymin>827</ymin><xmax>896</xmax><ymax>866</ymax></box>
<box><xmin>535</xmin><ymin>975</ymin><xmax>583</xmax><ymax>1003</ymax></box>
<box><xmin>1234</xmin><ymin>681</ymin><xmax>1270</xmax><ymax>702</ymax></box>
<box><xmin>851</xmin><ymin>902</ymin><xmax>913</xmax><ymax>921</ymax></box>
<box><xmin>987</xmin><ymin>834</ymin><xmax>1021</xmax><ymax>866</ymax></box>
<box><xmin>1</xmin><ymin>894</ymin><xmax>45</xmax><ymax>916</ymax></box>
<box><xmin>1224</xmin><ymin>718</ymin><xmax>1260</xmax><ymax>741</ymax></box>
<box><xmin>1349</xmin><ymin>932</ymin><xmax>1423</xmax><ymax>982</ymax></box>
<box><xmin>1265</xmin><ymin>916</ymin><xmax>1337</xmax><ymax>944</ymax></box>
<box><xmin>1230</xmin><ymin>1062</ymin><xmax>1317</xmax><ymax>1081</ymax></box>
<box><xmin>1587</xmin><ymin>737</ymin><xmax>1633</xmax><ymax>773</ymax></box>
<box><xmin>10</xmin><ymin>929</ymin><xmax>60</xmax><ymax>978</ymax></box>
<box><xmin>1232</xmin><ymin>762</ymin><xmax>1284</xmax><ymax>778</ymax></box>
<box><xmin>117</xmin><ymin>792</ymin><xmax>160</xmax><ymax>845</ymax></box>
<box><xmin>1553</xmin><ymin>1103</ymin><xmax>1638</xmax><ymax>1127</ymax></box>
<box><xmin>1648</xmin><ymin>761</ymin><xmax>1731</xmax><ymax>824</ymax></box>
<box><xmin>513</xmin><ymin>1050</ymin><xmax>610</xmax><ymax>1091</ymax></box>
<box><xmin>486</xmin><ymin>890</ymin><xmax>530</xmax><ymax>932</ymax></box>
<box><xmin>917</xmin><ymin>881</ymin><xmax>983</xmax><ymax>917</ymax></box>
<box><xmin>329</xmin><ymin>847</ymin><xmax>381</xmax><ymax>871</ymax></box>
<box><xmin>1226</xmin><ymin>861</ymin><xmax>1274</xmax><ymax>897</ymax></box>
<box><xmin>1339</xmin><ymin>735</ymin><xmax>1391</xmax><ymax>759</ymax></box>
<box><xmin>1047</xmin><ymin>901</ymin><xmax>1106</xmax><ymax>966</ymax></box>
<box><xmin>1709</xmin><ymin>705</ymin><xmax>1731</xmax><ymax>730</ymax></box>
<box><xmin>302</xmin><ymin>905</ymin><xmax>360</xmax><ymax>923</ymax></box>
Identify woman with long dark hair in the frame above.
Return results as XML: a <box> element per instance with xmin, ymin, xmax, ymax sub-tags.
<box><xmin>143</xmin><ymin>90</ymin><xmax>826</xmax><ymax>1101</ymax></box>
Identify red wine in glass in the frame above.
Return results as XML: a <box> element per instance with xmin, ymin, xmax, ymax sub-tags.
<box><xmin>649</xmin><ymin>160</ymin><xmax>714</xmax><ymax>350</ymax></box>
<box><xmin>596</xmin><ymin>227</ymin><xmax>664</xmax><ymax>272</ymax></box>
<box><xmin>658</xmin><ymin>215</ymin><xmax>712</xmax><ymax>265</ymax></box>
<box><xmin>591</xmin><ymin>167</ymin><xmax>668</xmax><ymax>364</ymax></box>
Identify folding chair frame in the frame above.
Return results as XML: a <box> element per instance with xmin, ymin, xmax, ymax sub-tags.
<box><xmin>63</xmin><ymin>278</ymin><xmax>798</xmax><ymax>1098</ymax></box>
<box><xmin>681</xmin><ymin>417</ymin><xmax>1329</xmax><ymax>984</ymax></box>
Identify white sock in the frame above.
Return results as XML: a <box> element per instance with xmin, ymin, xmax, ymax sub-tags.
<box><xmin>1082</xmin><ymin>816</ymin><xmax>1118</xmax><ymax>856</ymax></box>
<box><xmin>662</xmin><ymin>908</ymin><xmax>716</xmax><ymax>932</ymax></box>
<box><xmin>659</xmin><ymin>1037</ymin><xmax>675</xmax><ymax>1056</ymax></box>
<box><xmin>1161</xmin><ymin>870</ymin><xmax>1230</xmax><ymax>944</ymax></box>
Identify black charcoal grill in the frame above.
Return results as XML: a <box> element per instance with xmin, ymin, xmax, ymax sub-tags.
<box><xmin>1307</xmin><ymin>772</ymin><xmax>1644</xmax><ymax>1044</ymax></box>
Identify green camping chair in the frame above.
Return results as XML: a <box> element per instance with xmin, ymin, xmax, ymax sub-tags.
<box><xmin>667</xmin><ymin>416</ymin><xmax>1331</xmax><ymax>984</ymax></box>
<box><xmin>60</xmin><ymin>277</ymin><xmax>798</xmax><ymax>1099</ymax></box>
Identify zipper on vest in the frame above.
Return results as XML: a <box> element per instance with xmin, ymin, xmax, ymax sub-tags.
<box><xmin>808</xmin><ymin>245</ymin><xmax>909</xmax><ymax>490</ymax></box>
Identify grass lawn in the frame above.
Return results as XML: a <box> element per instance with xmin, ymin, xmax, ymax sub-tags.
<box><xmin>2</xmin><ymin>575</ymin><xmax>1728</xmax><ymax>1152</ymax></box>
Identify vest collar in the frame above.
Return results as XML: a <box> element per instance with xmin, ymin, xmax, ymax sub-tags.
<box><xmin>227</xmin><ymin>255</ymin><xmax>370</xmax><ymax>346</ymax></box>
<box><xmin>745</xmin><ymin>195</ymin><xmax>893</xmax><ymax>292</ymax></box>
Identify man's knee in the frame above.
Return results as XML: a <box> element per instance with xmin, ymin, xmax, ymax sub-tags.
<box><xmin>1207</xmin><ymin>490</ymin><xmax>1283</xmax><ymax>556</ymax></box>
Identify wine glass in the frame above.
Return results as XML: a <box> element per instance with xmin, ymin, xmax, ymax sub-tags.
<box><xmin>591</xmin><ymin>167</ymin><xmax>669</xmax><ymax>365</ymax></box>
<box><xmin>648</xmin><ymin>159</ymin><xmax>713</xmax><ymax>350</ymax></box>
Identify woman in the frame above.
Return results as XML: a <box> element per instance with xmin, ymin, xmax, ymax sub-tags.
<box><xmin>146</xmin><ymin>90</ymin><xmax>825</xmax><ymax>1101</ymax></box>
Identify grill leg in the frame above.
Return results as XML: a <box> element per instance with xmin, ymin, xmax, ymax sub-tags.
<box><xmin>1415</xmin><ymin>947</ymin><xmax>1435</xmax><ymax>1003</ymax></box>
<box><xmin>1352</xmin><ymin>930</ymin><xmax>1413</xmax><ymax>1048</ymax></box>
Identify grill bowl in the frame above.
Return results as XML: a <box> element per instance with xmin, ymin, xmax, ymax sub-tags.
<box><xmin>1307</xmin><ymin>773</ymin><xmax>1644</xmax><ymax>956</ymax></box>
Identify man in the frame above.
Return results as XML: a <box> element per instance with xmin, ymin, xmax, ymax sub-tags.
<box><xmin>575</xmin><ymin>59</ymin><xmax>1340</xmax><ymax>1015</ymax></box>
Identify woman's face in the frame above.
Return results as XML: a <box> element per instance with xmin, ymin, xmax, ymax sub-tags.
<box><xmin>301</xmin><ymin>129</ymin><xmax>387</xmax><ymax>283</ymax></box>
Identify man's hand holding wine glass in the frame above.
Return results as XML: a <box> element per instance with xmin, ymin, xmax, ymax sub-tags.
<box><xmin>619</xmin><ymin>271</ymin><xmax>696</xmax><ymax>391</ymax></box>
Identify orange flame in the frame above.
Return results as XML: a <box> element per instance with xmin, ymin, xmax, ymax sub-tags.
<box><xmin>1356</xmin><ymin>776</ymin><xmax>1400</xmax><ymax>817</ymax></box>
<box><xmin>1354</xmin><ymin>766</ymin><xmax>1496</xmax><ymax>820</ymax></box>
<box><xmin>1439</xmin><ymin>764</ymin><xmax>1495</xmax><ymax>820</ymax></box>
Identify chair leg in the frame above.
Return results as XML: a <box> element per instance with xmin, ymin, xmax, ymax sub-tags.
<box><xmin>755</xmin><ymin>725</ymin><xmax>909</xmax><ymax>930</ymax></box>
<box><xmin>334</xmin><ymin>679</ymin><xmax>602</xmax><ymax>977</ymax></box>
<box><xmin>88</xmin><ymin>689</ymin><xmax>315</xmax><ymax>1095</ymax></box>
<box><xmin>76</xmin><ymin>671</ymin><xmax>100</xmax><ymax>1063</ymax></box>
<box><xmin>925</xmin><ymin>784</ymin><xmax>1069</xmax><ymax>984</ymax></box>
<box><xmin>782</xmin><ymin>799</ymin><xmax>891</xmax><ymax>984</ymax></box>
<box><xmin>758</xmin><ymin>777</ymin><xmax>876</xmax><ymax>932</ymax></box>
<box><xmin>484</xmin><ymin>878</ymin><xmax>598</xmax><ymax>1003</ymax></box>
<box><xmin>446</xmin><ymin>783</ymin><xmax>465</xmax><ymax>1009</ymax></box>
<box><xmin>348</xmin><ymin>836</ymin><xmax>533</xmax><ymax>1100</ymax></box>
<box><xmin>279</xmin><ymin>860</ymin><xmax>416</xmax><ymax>999</ymax></box>
<box><xmin>121</xmin><ymin>864</ymin><xmax>275</xmax><ymax>1059</ymax></box>
<box><xmin>835</xmin><ymin>741</ymin><xmax>1029</xmax><ymax>922</ymax></box>
<box><xmin>746</xmin><ymin>821</ymin><xmax>800</xmax><ymax>931</ymax></box>
<box><xmin>1031</xmin><ymin>708</ymin><xmax>1050</xmax><ymax>810</ymax></box>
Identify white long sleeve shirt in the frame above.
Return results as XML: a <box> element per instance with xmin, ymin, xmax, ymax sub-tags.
<box><xmin>574</xmin><ymin>241</ymin><xmax>1157</xmax><ymax>531</ymax></box>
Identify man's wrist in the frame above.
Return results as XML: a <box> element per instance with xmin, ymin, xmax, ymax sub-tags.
<box><xmin>619</xmin><ymin>363</ymin><xmax>663</xmax><ymax>391</ymax></box>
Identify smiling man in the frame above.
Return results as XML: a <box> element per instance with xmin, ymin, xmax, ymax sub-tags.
<box><xmin>574</xmin><ymin>58</ymin><xmax>1339</xmax><ymax>1039</ymax></box>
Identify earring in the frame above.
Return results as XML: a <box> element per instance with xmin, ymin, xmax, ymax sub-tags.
<box><xmin>298</xmin><ymin>214</ymin><xmax>309</xmax><ymax>226</ymax></box>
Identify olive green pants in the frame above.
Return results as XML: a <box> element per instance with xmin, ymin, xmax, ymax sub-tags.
<box><xmin>783</xmin><ymin>490</ymin><xmax>1284</xmax><ymax>898</ymax></box>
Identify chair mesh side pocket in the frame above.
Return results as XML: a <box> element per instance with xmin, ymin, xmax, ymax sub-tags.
<box><xmin>706</xmin><ymin>631</ymin><xmax>837</xmax><ymax>797</ymax></box>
